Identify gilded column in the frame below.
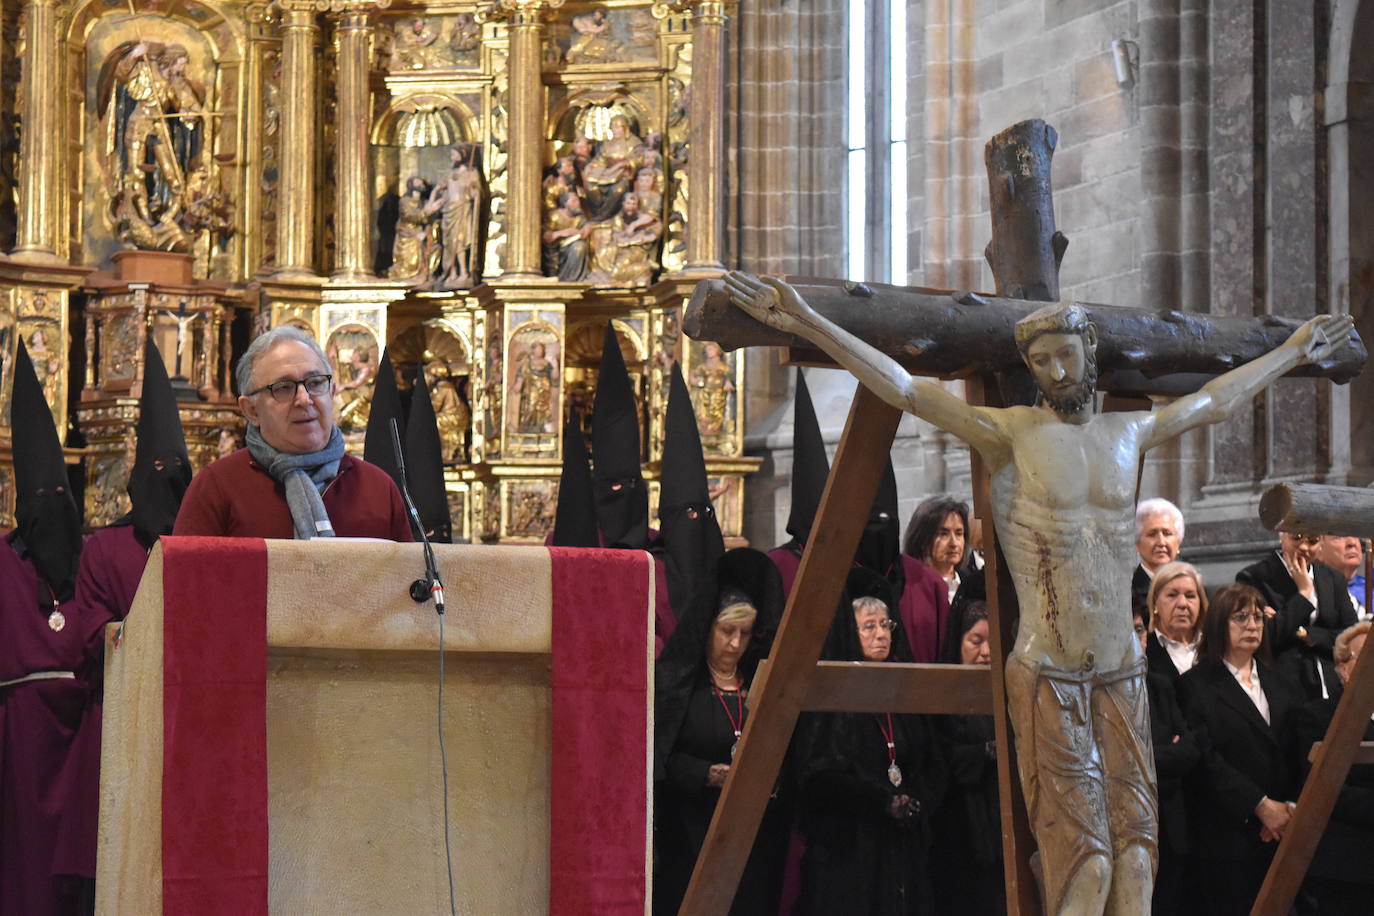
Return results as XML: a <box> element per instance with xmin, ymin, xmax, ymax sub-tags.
<box><xmin>276</xmin><ymin>2</ymin><xmax>320</xmax><ymax>275</ymax></box>
<box><xmin>485</xmin><ymin>0</ymin><xmax>563</xmax><ymax>278</ymax></box>
<box><xmin>331</xmin><ymin>4</ymin><xmax>376</xmax><ymax>279</ymax></box>
<box><xmin>685</xmin><ymin>0</ymin><xmax>726</xmax><ymax>271</ymax></box>
<box><xmin>13</xmin><ymin>0</ymin><xmax>63</xmax><ymax>260</ymax></box>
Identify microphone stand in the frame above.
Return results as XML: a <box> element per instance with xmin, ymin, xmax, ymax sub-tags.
<box><xmin>390</xmin><ymin>418</ymin><xmax>445</xmax><ymax>614</ymax></box>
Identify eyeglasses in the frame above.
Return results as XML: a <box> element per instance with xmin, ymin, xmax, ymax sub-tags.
<box><xmin>1229</xmin><ymin>611</ymin><xmax>1266</xmax><ymax>627</ymax></box>
<box><xmin>247</xmin><ymin>374</ymin><xmax>332</xmax><ymax>404</ymax></box>
<box><xmin>1285</xmin><ymin>533</ymin><xmax>1322</xmax><ymax>546</ymax></box>
<box><xmin>860</xmin><ymin>620</ymin><xmax>898</xmax><ymax>634</ymax></box>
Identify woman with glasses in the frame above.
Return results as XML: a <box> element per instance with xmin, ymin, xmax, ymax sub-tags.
<box><xmin>794</xmin><ymin>568</ymin><xmax>946</xmax><ymax>915</ymax></box>
<box><xmin>1179</xmin><ymin>583</ymin><xmax>1303</xmax><ymax>916</ymax></box>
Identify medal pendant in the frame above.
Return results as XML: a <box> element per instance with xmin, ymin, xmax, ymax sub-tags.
<box><xmin>888</xmin><ymin>761</ymin><xmax>903</xmax><ymax>788</ymax></box>
<box><xmin>48</xmin><ymin>610</ymin><xmax>66</xmax><ymax>632</ymax></box>
<box><xmin>730</xmin><ymin>731</ymin><xmax>741</xmax><ymax>759</ymax></box>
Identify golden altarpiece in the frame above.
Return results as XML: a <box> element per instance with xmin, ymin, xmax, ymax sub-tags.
<box><xmin>0</xmin><ymin>0</ymin><xmax>755</xmax><ymax>543</ymax></box>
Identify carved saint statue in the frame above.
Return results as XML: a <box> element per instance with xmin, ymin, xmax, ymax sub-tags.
<box><xmin>98</xmin><ymin>41</ymin><xmax>218</xmax><ymax>252</ymax></box>
<box><xmin>542</xmin><ymin>191</ymin><xmax>591</xmax><ymax>282</ymax></box>
<box><xmin>511</xmin><ymin>341</ymin><xmax>557</xmax><ymax>434</ymax></box>
<box><xmin>425</xmin><ymin>361</ymin><xmax>470</xmax><ymax>463</ymax></box>
<box><xmin>604</xmin><ymin>191</ymin><xmax>661</xmax><ymax>287</ymax></box>
<box><xmin>391</xmin><ymin>18</ymin><xmax>438</xmax><ymax>70</ymax></box>
<box><xmin>724</xmin><ymin>271</ymin><xmax>1355</xmax><ymax>916</ymax></box>
<box><xmin>566</xmin><ymin>10</ymin><xmax>617</xmax><ymax>64</ymax></box>
<box><xmin>428</xmin><ymin>144</ymin><xmax>483</xmax><ymax>289</ymax></box>
<box><xmin>388</xmin><ymin>176</ymin><xmax>440</xmax><ymax>286</ymax></box>
<box><xmin>581</xmin><ymin>116</ymin><xmax>644</xmax><ymax>222</ymax></box>
<box><xmin>689</xmin><ymin>341</ymin><xmax>734</xmax><ymax>438</ymax></box>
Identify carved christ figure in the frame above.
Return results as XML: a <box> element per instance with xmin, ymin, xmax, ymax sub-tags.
<box><xmin>724</xmin><ymin>271</ymin><xmax>1354</xmax><ymax>916</ymax></box>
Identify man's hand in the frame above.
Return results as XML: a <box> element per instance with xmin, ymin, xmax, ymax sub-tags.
<box><xmin>1288</xmin><ymin>314</ymin><xmax>1355</xmax><ymax>366</ymax></box>
<box><xmin>1255</xmin><ymin>797</ymin><xmax>1292</xmax><ymax>842</ymax></box>
<box><xmin>723</xmin><ymin>271</ymin><xmax>815</xmax><ymax>337</ymax></box>
<box><xmin>706</xmin><ymin>763</ymin><xmax>730</xmax><ymax>787</ymax></box>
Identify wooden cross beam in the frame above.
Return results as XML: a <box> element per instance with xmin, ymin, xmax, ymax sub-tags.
<box><xmin>1251</xmin><ymin>482</ymin><xmax>1374</xmax><ymax>916</ymax></box>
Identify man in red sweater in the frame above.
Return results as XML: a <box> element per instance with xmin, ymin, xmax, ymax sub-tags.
<box><xmin>174</xmin><ymin>326</ymin><xmax>412</xmax><ymax>541</ymax></box>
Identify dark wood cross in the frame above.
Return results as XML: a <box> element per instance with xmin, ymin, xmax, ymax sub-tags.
<box><xmin>677</xmin><ymin>119</ymin><xmax>1367</xmax><ymax>916</ymax></box>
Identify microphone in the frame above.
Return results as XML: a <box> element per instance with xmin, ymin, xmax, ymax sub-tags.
<box><xmin>390</xmin><ymin>418</ymin><xmax>445</xmax><ymax>614</ymax></box>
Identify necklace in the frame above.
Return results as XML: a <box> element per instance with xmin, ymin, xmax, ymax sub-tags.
<box><xmin>876</xmin><ymin>713</ymin><xmax>902</xmax><ymax>787</ymax></box>
<box><xmin>43</xmin><ymin>583</ymin><xmax>65</xmax><ymax>633</ymax></box>
<box><xmin>708</xmin><ymin>663</ymin><xmax>739</xmax><ymax>688</ymax></box>
<box><xmin>712</xmin><ymin>681</ymin><xmax>747</xmax><ymax>759</ymax></box>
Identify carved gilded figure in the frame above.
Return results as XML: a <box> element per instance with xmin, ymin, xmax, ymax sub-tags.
<box><xmin>425</xmin><ymin>361</ymin><xmax>470</xmax><ymax>463</ymax></box>
<box><xmin>604</xmin><ymin>192</ymin><xmax>661</xmax><ymax>287</ymax></box>
<box><xmin>391</xmin><ymin>18</ymin><xmax>438</xmax><ymax>70</ymax></box>
<box><xmin>98</xmin><ymin>41</ymin><xmax>215</xmax><ymax>251</ymax></box>
<box><xmin>542</xmin><ymin>192</ymin><xmax>591</xmax><ymax>282</ymax></box>
<box><xmin>388</xmin><ymin>177</ymin><xmax>440</xmax><ymax>286</ymax></box>
<box><xmin>566</xmin><ymin>10</ymin><xmax>617</xmax><ymax>64</ymax></box>
<box><xmin>483</xmin><ymin>337</ymin><xmax>503</xmax><ymax>456</ymax></box>
<box><xmin>511</xmin><ymin>342</ymin><xmax>557</xmax><ymax>434</ymax></box>
<box><xmin>689</xmin><ymin>341</ymin><xmax>733</xmax><ymax>438</ymax></box>
<box><xmin>448</xmin><ymin>13</ymin><xmax>480</xmax><ymax>55</ymax></box>
<box><xmin>429</xmin><ymin>144</ymin><xmax>483</xmax><ymax>289</ymax></box>
<box><xmin>581</xmin><ymin>116</ymin><xmax>644</xmax><ymax>221</ymax></box>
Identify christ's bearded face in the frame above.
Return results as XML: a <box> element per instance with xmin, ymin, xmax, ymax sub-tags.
<box><xmin>1024</xmin><ymin>331</ymin><xmax>1097</xmax><ymax>416</ymax></box>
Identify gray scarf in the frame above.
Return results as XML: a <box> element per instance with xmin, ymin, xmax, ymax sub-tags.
<box><xmin>245</xmin><ymin>424</ymin><xmax>345</xmax><ymax>539</ymax></box>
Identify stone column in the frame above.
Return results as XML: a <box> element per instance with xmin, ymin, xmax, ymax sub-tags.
<box><xmin>331</xmin><ymin>4</ymin><xmax>376</xmax><ymax>279</ymax></box>
<box><xmin>277</xmin><ymin>2</ymin><xmax>320</xmax><ymax>276</ymax></box>
<box><xmin>12</xmin><ymin>0</ymin><xmax>62</xmax><ymax>261</ymax></box>
<box><xmin>497</xmin><ymin>1</ymin><xmax>559</xmax><ymax>278</ymax></box>
<box><xmin>685</xmin><ymin>0</ymin><xmax>725</xmax><ymax>271</ymax></box>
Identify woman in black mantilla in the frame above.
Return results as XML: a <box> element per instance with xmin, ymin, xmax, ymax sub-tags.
<box><xmin>653</xmin><ymin>547</ymin><xmax>788</xmax><ymax>915</ymax></box>
<box><xmin>796</xmin><ymin>568</ymin><xmax>947</xmax><ymax>915</ymax></box>
<box><xmin>928</xmin><ymin>600</ymin><xmax>1004</xmax><ymax>916</ymax></box>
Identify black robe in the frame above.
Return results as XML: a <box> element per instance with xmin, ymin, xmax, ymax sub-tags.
<box><xmin>654</xmin><ymin>671</ymin><xmax>787</xmax><ymax>916</ymax></box>
<box><xmin>928</xmin><ymin>712</ymin><xmax>1002</xmax><ymax>916</ymax></box>
<box><xmin>796</xmin><ymin>710</ymin><xmax>946</xmax><ymax>915</ymax></box>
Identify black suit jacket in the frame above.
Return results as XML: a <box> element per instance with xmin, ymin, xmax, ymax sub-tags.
<box><xmin>1283</xmin><ymin>696</ymin><xmax>1374</xmax><ymax>885</ymax></box>
<box><xmin>1147</xmin><ymin>671</ymin><xmax>1201</xmax><ymax>855</ymax></box>
<box><xmin>1180</xmin><ymin>659</ymin><xmax>1303</xmax><ymax>862</ymax></box>
<box><xmin>1236</xmin><ymin>553</ymin><xmax>1356</xmax><ymax>699</ymax></box>
<box><xmin>1132</xmin><ymin>564</ymin><xmax>1151</xmax><ymax>615</ymax></box>
<box><xmin>1145</xmin><ymin>631</ymin><xmax>1191</xmax><ymax>692</ymax></box>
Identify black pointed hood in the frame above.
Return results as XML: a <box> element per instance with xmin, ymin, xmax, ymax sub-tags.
<box><xmin>552</xmin><ymin>408</ymin><xmax>598</xmax><ymax>547</ymax></box>
<box><xmin>9</xmin><ymin>337</ymin><xmax>82</xmax><ymax>601</ymax></box>
<box><xmin>854</xmin><ymin>457</ymin><xmax>900</xmax><ymax>579</ymax></box>
<box><xmin>124</xmin><ymin>337</ymin><xmax>192</xmax><ymax>544</ymax></box>
<box><xmin>405</xmin><ymin>369</ymin><xmax>452</xmax><ymax>543</ymax></box>
<box><xmin>654</xmin><ymin>362</ymin><xmax>725</xmax><ymax>628</ymax></box>
<box><xmin>785</xmin><ymin>369</ymin><xmax>828</xmax><ymax>545</ymax></box>
<box><xmin>590</xmin><ymin>323</ymin><xmax>647</xmax><ymax>548</ymax></box>
<box><xmin>363</xmin><ymin>349</ymin><xmax>405</xmax><ymax>489</ymax></box>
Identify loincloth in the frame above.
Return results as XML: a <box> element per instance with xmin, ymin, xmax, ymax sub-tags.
<box><xmin>1005</xmin><ymin>655</ymin><xmax>1158</xmax><ymax>915</ymax></box>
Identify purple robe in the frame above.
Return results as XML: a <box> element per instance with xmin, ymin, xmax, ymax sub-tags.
<box><xmin>0</xmin><ymin>540</ymin><xmax>97</xmax><ymax>915</ymax></box>
<box><xmin>767</xmin><ymin>544</ymin><xmax>803</xmax><ymax>599</ymax></box>
<box><xmin>898</xmin><ymin>555</ymin><xmax>948</xmax><ymax>664</ymax></box>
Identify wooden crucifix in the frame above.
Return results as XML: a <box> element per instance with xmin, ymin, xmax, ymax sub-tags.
<box><xmin>677</xmin><ymin>120</ymin><xmax>1366</xmax><ymax>916</ymax></box>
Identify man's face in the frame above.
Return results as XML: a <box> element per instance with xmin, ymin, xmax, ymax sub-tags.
<box><xmin>1024</xmin><ymin>331</ymin><xmax>1096</xmax><ymax>415</ymax></box>
<box><xmin>1136</xmin><ymin>512</ymin><xmax>1181</xmax><ymax>572</ymax></box>
<box><xmin>1280</xmin><ymin>531</ymin><xmax>1322</xmax><ymax>566</ymax></box>
<box><xmin>1319</xmin><ymin>535</ymin><xmax>1364</xmax><ymax>580</ymax></box>
<box><xmin>238</xmin><ymin>340</ymin><xmax>336</xmax><ymax>454</ymax></box>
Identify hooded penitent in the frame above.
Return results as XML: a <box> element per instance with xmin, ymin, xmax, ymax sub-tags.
<box><xmin>9</xmin><ymin>338</ymin><xmax>83</xmax><ymax>601</ymax></box>
<box><xmin>654</xmin><ymin>545</ymin><xmax>785</xmax><ymax>778</ymax></box>
<box><xmin>404</xmin><ymin>368</ymin><xmax>452</xmax><ymax>543</ymax></box>
<box><xmin>552</xmin><ymin>407</ymin><xmax>598</xmax><ymax>547</ymax></box>
<box><xmin>784</xmin><ymin>368</ymin><xmax>829</xmax><ymax>547</ymax></box>
<box><xmin>362</xmin><ymin>348</ymin><xmax>406</xmax><ymax>489</ymax></box>
<box><xmin>118</xmin><ymin>338</ymin><xmax>192</xmax><ymax>545</ymax></box>
<box><xmin>655</xmin><ymin>362</ymin><xmax>725</xmax><ymax>628</ymax></box>
<box><xmin>590</xmin><ymin>322</ymin><xmax>648</xmax><ymax>549</ymax></box>
<box><xmin>854</xmin><ymin>458</ymin><xmax>901</xmax><ymax>580</ymax></box>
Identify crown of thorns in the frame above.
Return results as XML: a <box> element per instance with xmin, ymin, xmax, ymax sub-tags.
<box><xmin>1014</xmin><ymin>302</ymin><xmax>1094</xmax><ymax>353</ymax></box>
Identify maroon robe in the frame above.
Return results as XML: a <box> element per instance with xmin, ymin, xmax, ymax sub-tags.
<box><xmin>0</xmin><ymin>540</ymin><xmax>97</xmax><ymax>915</ymax></box>
<box><xmin>898</xmin><ymin>554</ymin><xmax>948</xmax><ymax>664</ymax></box>
<box><xmin>174</xmin><ymin>450</ymin><xmax>413</xmax><ymax>541</ymax></box>
<box><xmin>47</xmin><ymin>525</ymin><xmax>153</xmax><ymax>884</ymax></box>
<box><xmin>767</xmin><ymin>543</ymin><xmax>803</xmax><ymax>599</ymax></box>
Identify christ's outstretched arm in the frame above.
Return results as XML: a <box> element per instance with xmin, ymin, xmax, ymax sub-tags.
<box><xmin>724</xmin><ymin>272</ymin><xmax>1008</xmax><ymax>462</ymax></box>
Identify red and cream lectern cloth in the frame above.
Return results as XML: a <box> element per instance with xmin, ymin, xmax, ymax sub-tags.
<box><xmin>95</xmin><ymin>537</ymin><xmax>656</xmax><ymax>915</ymax></box>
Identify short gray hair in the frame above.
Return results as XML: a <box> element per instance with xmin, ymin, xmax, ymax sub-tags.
<box><xmin>235</xmin><ymin>325</ymin><xmax>330</xmax><ymax>395</ymax></box>
<box><xmin>1135</xmin><ymin>497</ymin><xmax>1184</xmax><ymax>541</ymax></box>
<box><xmin>852</xmin><ymin>595</ymin><xmax>890</xmax><ymax>617</ymax></box>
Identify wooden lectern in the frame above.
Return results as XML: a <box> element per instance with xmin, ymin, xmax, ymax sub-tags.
<box><xmin>96</xmin><ymin>538</ymin><xmax>656</xmax><ymax>915</ymax></box>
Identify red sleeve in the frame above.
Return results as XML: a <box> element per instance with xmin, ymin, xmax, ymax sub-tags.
<box><xmin>388</xmin><ymin>479</ymin><xmax>414</xmax><ymax>543</ymax></box>
<box><xmin>73</xmin><ymin>534</ymin><xmax>117</xmax><ymax>658</ymax></box>
<box><xmin>173</xmin><ymin>463</ymin><xmax>229</xmax><ymax>536</ymax></box>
